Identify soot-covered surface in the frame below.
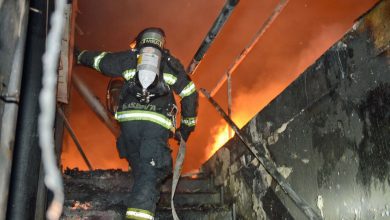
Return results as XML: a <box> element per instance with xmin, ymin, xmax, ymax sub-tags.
<box><xmin>62</xmin><ymin>168</ymin><xmax>233</xmax><ymax>219</ymax></box>
<box><xmin>202</xmin><ymin>1</ymin><xmax>390</xmax><ymax>219</ymax></box>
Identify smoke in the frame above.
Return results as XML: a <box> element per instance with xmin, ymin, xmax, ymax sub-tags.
<box><xmin>61</xmin><ymin>69</ymin><xmax>128</xmax><ymax>171</ymax></box>
<box><xmin>294</xmin><ymin>24</ymin><xmax>346</xmax><ymax>74</ymax></box>
<box><xmin>196</xmin><ymin>1</ymin><xmax>378</xmax><ymax>170</ymax></box>
<box><xmin>61</xmin><ymin>0</ymin><xmax>378</xmax><ymax>172</ymax></box>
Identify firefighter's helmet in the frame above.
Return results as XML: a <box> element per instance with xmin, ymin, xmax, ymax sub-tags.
<box><xmin>136</xmin><ymin>27</ymin><xmax>165</xmax><ymax>50</ymax></box>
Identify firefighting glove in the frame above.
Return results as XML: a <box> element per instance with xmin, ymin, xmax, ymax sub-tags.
<box><xmin>175</xmin><ymin>126</ymin><xmax>193</xmax><ymax>143</ymax></box>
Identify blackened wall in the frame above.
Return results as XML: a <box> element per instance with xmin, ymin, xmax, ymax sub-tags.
<box><xmin>203</xmin><ymin>1</ymin><xmax>390</xmax><ymax>219</ymax></box>
<box><xmin>0</xmin><ymin>0</ymin><xmax>29</xmax><ymax>218</ymax></box>
<box><xmin>6</xmin><ymin>0</ymin><xmax>53</xmax><ymax>219</ymax></box>
<box><xmin>0</xmin><ymin>0</ymin><xmax>26</xmax><ymax>98</ymax></box>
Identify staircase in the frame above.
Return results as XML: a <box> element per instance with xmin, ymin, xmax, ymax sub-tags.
<box><xmin>61</xmin><ymin>169</ymin><xmax>234</xmax><ymax>220</ymax></box>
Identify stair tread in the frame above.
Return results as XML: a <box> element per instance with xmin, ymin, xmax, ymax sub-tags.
<box><xmin>62</xmin><ymin>169</ymin><xmax>226</xmax><ymax>219</ymax></box>
<box><xmin>62</xmin><ymin>206</ymin><xmax>232</xmax><ymax>220</ymax></box>
<box><xmin>64</xmin><ymin>170</ymin><xmax>217</xmax><ymax>194</ymax></box>
<box><xmin>156</xmin><ymin>209</ymin><xmax>232</xmax><ymax>220</ymax></box>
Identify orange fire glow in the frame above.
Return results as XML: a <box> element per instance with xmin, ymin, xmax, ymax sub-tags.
<box><xmin>203</xmin><ymin>23</ymin><xmax>349</xmax><ymax>160</ymax></box>
<box><xmin>61</xmin><ymin>0</ymin><xmax>378</xmax><ymax>172</ymax></box>
<box><xmin>204</xmin><ymin>83</ymin><xmax>286</xmax><ymax>159</ymax></box>
<box><xmin>205</xmin><ymin>122</ymin><xmax>232</xmax><ymax>158</ymax></box>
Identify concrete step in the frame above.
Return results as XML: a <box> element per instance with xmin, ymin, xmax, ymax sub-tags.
<box><xmin>62</xmin><ymin>169</ymin><xmax>226</xmax><ymax>219</ymax></box>
<box><xmin>161</xmin><ymin>176</ymin><xmax>217</xmax><ymax>193</ymax></box>
<box><xmin>64</xmin><ymin>196</ymin><xmax>126</xmax><ymax>213</ymax></box>
<box><xmin>158</xmin><ymin>192</ymin><xmax>222</xmax><ymax>208</ymax></box>
<box><xmin>65</xmin><ymin>190</ymin><xmax>222</xmax><ymax>212</ymax></box>
<box><xmin>64</xmin><ymin>169</ymin><xmax>216</xmax><ymax>194</ymax></box>
<box><xmin>156</xmin><ymin>207</ymin><xmax>233</xmax><ymax>220</ymax></box>
<box><xmin>61</xmin><ymin>209</ymin><xmax>123</xmax><ymax>220</ymax></box>
<box><xmin>61</xmin><ymin>206</ymin><xmax>233</xmax><ymax>220</ymax></box>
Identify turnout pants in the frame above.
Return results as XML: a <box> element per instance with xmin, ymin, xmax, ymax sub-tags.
<box><xmin>119</xmin><ymin>121</ymin><xmax>172</xmax><ymax>220</ymax></box>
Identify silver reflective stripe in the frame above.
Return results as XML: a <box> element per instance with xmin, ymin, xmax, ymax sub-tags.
<box><xmin>126</xmin><ymin>210</ymin><xmax>154</xmax><ymax>220</ymax></box>
<box><xmin>122</xmin><ymin>69</ymin><xmax>136</xmax><ymax>80</ymax></box>
<box><xmin>181</xmin><ymin>117</ymin><xmax>196</xmax><ymax>127</ymax></box>
<box><xmin>93</xmin><ymin>52</ymin><xmax>107</xmax><ymax>72</ymax></box>
<box><xmin>163</xmin><ymin>73</ymin><xmax>177</xmax><ymax>85</ymax></box>
<box><xmin>115</xmin><ymin>110</ymin><xmax>173</xmax><ymax>130</ymax></box>
<box><xmin>179</xmin><ymin>81</ymin><xmax>196</xmax><ymax>98</ymax></box>
<box><xmin>77</xmin><ymin>50</ymin><xmax>86</xmax><ymax>64</ymax></box>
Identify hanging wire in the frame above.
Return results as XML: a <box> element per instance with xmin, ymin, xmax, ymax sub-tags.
<box><xmin>39</xmin><ymin>0</ymin><xmax>67</xmax><ymax>219</ymax></box>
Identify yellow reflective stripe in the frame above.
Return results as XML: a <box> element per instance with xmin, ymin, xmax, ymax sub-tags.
<box><xmin>139</xmin><ymin>37</ymin><xmax>164</xmax><ymax>48</ymax></box>
<box><xmin>122</xmin><ymin>69</ymin><xmax>136</xmax><ymax>80</ymax></box>
<box><xmin>126</xmin><ymin>208</ymin><xmax>154</xmax><ymax>220</ymax></box>
<box><xmin>179</xmin><ymin>81</ymin><xmax>196</xmax><ymax>98</ymax></box>
<box><xmin>163</xmin><ymin>73</ymin><xmax>177</xmax><ymax>85</ymax></box>
<box><xmin>181</xmin><ymin>117</ymin><xmax>196</xmax><ymax>127</ymax></box>
<box><xmin>93</xmin><ymin>52</ymin><xmax>107</xmax><ymax>72</ymax></box>
<box><xmin>115</xmin><ymin>110</ymin><xmax>173</xmax><ymax>130</ymax></box>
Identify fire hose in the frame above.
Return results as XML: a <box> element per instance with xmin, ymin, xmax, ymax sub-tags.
<box><xmin>171</xmin><ymin>133</ymin><xmax>186</xmax><ymax>220</ymax></box>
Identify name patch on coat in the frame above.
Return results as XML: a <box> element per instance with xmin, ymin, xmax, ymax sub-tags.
<box><xmin>122</xmin><ymin>102</ymin><xmax>157</xmax><ymax>111</ymax></box>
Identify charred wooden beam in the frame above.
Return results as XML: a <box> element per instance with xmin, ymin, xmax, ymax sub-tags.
<box><xmin>58</xmin><ymin>108</ymin><xmax>93</xmax><ymax>171</ymax></box>
<box><xmin>187</xmin><ymin>0</ymin><xmax>239</xmax><ymax>75</ymax></box>
<box><xmin>72</xmin><ymin>73</ymin><xmax>120</xmax><ymax>137</ymax></box>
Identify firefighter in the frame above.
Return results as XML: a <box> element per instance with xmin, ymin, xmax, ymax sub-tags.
<box><xmin>75</xmin><ymin>27</ymin><xmax>198</xmax><ymax>219</ymax></box>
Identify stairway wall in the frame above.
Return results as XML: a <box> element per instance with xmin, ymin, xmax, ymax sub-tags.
<box><xmin>202</xmin><ymin>1</ymin><xmax>390</xmax><ymax>219</ymax></box>
<box><xmin>0</xmin><ymin>0</ymin><xmax>29</xmax><ymax>218</ymax></box>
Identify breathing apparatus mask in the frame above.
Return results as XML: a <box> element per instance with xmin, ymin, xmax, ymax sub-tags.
<box><xmin>136</xmin><ymin>28</ymin><xmax>165</xmax><ymax>90</ymax></box>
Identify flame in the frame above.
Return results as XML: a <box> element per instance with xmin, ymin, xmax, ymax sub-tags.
<box><xmin>202</xmin><ymin>22</ymin><xmax>356</xmax><ymax>162</ymax></box>
<box><xmin>204</xmin><ymin>83</ymin><xmax>286</xmax><ymax>160</ymax></box>
<box><xmin>63</xmin><ymin>0</ymin><xmax>377</xmax><ymax>172</ymax></box>
<box><xmin>71</xmin><ymin>201</ymin><xmax>92</xmax><ymax>210</ymax></box>
<box><xmin>205</xmin><ymin>122</ymin><xmax>233</xmax><ymax>158</ymax></box>
<box><xmin>204</xmin><ymin>112</ymin><xmax>253</xmax><ymax>160</ymax></box>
